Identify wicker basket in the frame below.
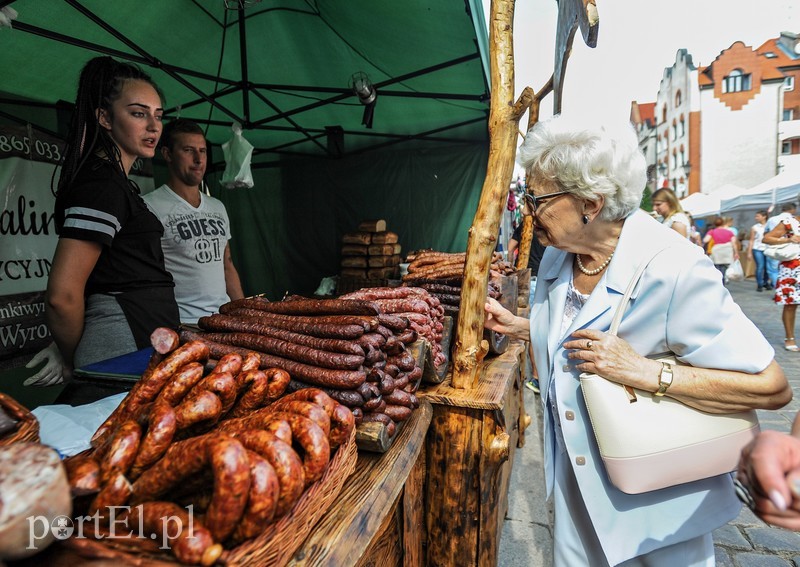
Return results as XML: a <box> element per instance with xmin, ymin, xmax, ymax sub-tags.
<box><xmin>0</xmin><ymin>392</ymin><xmax>40</xmax><ymax>446</ymax></box>
<box><xmin>65</xmin><ymin>426</ymin><xmax>358</xmax><ymax>566</ymax></box>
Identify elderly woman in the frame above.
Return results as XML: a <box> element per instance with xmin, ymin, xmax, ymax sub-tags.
<box><xmin>485</xmin><ymin>115</ymin><xmax>791</xmax><ymax>566</ymax></box>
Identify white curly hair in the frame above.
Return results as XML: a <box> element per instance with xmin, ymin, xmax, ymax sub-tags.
<box><xmin>516</xmin><ymin>114</ymin><xmax>647</xmax><ymax>222</ymax></box>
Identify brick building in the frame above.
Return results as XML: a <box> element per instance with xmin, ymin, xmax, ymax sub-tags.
<box><xmin>631</xmin><ymin>31</ymin><xmax>800</xmax><ymax>198</ymax></box>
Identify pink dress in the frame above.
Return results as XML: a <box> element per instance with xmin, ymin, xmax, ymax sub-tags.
<box><xmin>774</xmin><ymin>217</ymin><xmax>800</xmax><ymax>305</ymax></box>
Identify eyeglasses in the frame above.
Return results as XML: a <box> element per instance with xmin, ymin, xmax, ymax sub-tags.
<box><xmin>524</xmin><ymin>190</ymin><xmax>571</xmax><ymax>213</ymax></box>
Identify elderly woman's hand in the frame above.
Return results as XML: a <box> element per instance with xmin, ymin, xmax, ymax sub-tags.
<box><xmin>737</xmin><ymin>429</ymin><xmax>800</xmax><ymax>530</ymax></box>
<box><xmin>484</xmin><ymin>297</ymin><xmax>530</xmax><ymax>341</ymax></box>
<box><xmin>564</xmin><ymin>329</ymin><xmax>661</xmax><ymax>389</ymax></box>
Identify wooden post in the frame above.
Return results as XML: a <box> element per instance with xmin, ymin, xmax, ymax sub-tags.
<box><xmin>451</xmin><ymin>0</ymin><xmax>599</xmax><ymax>390</ymax></box>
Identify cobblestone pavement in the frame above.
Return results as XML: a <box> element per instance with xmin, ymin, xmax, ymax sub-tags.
<box><xmin>714</xmin><ymin>279</ymin><xmax>800</xmax><ymax>566</ymax></box>
<box><xmin>499</xmin><ymin>278</ymin><xmax>800</xmax><ymax>566</ymax></box>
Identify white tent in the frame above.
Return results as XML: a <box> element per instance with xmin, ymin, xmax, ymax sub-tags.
<box><xmin>679</xmin><ymin>184</ymin><xmax>745</xmax><ymax>218</ymax></box>
<box><xmin>720</xmin><ymin>171</ymin><xmax>800</xmax><ymax>214</ymax></box>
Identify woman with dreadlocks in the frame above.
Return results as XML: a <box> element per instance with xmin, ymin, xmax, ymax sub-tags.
<box><xmin>44</xmin><ymin>57</ymin><xmax>179</xmax><ymax>378</ymax></box>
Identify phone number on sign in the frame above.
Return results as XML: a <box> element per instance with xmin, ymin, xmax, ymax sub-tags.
<box><xmin>0</xmin><ymin>134</ymin><xmax>62</xmax><ymax>163</ymax></box>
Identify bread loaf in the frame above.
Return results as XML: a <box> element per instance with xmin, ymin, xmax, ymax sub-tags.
<box><xmin>367</xmin><ymin>267</ymin><xmax>397</xmax><ymax>279</ymax></box>
<box><xmin>341</xmin><ymin>244</ymin><xmax>369</xmax><ymax>256</ymax></box>
<box><xmin>358</xmin><ymin>219</ymin><xmax>386</xmax><ymax>232</ymax></box>
<box><xmin>368</xmin><ymin>254</ymin><xmax>402</xmax><ymax>268</ymax></box>
<box><xmin>371</xmin><ymin>231</ymin><xmax>398</xmax><ymax>244</ymax></box>
<box><xmin>341</xmin><ymin>268</ymin><xmax>368</xmax><ymax>279</ymax></box>
<box><xmin>342</xmin><ymin>232</ymin><xmax>372</xmax><ymax>245</ymax></box>
<box><xmin>368</xmin><ymin>243</ymin><xmax>402</xmax><ymax>256</ymax></box>
<box><xmin>341</xmin><ymin>256</ymin><xmax>368</xmax><ymax>268</ymax></box>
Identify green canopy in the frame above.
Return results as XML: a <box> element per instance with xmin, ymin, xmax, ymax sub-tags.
<box><xmin>0</xmin><ymin>0</ymin><xmax>493</xmax><ymax>298</ymax></box>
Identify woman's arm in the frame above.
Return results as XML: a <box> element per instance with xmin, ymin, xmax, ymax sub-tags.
<box><xmin>670</xmin><ymin>220</ymin><xmax>688</xmax><ymax>238</ymax></box>
<box><xmin>747</xmin><ymin>226</ymin><xmax>756</xmax><ymax>257</ymax></box>
<box><xmin>45</xmin><ymin>238</ymin><xmax>102</xmax><ymax>370</ymax></box>
<box><xmin>484</xmin><ymin>297</ymin><xmax>530</xmax><ymax>341</ymax></box>
<box><xmin>762</xmin><ymin>222</ymin><xmax>792</xmax><ymax>245</ymax></box>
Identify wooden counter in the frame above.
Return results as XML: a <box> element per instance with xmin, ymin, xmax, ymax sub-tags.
<box><xmin>418</xmin><ymin>341</ymin><xmax>528</xmax><ymax>567</ymax></box>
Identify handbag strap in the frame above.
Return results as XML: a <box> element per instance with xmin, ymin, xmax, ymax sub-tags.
<box><xmin>608</xmin><ymin>247</ymin><xmax>669</xmax><ymax>337</ymax></box>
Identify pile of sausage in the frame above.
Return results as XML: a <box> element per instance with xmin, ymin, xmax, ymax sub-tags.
<box><xmin>339</xmin><ymin>287</ymin><xmax>447</xmax><ymax>370</ymax></box>
<box><xmin>402</xmin><ymin>250</ymin><xmax>515</xmax><ymax>285</ymax></box>
<box><xmin>63</xmin><ymin>328</ymin><xmax>355</xmax><ymax>566</ymax></box>
<box><xmin>183</xmin><ymin>296</ymin><xmax>423</xmax><ymax>438</ymax></box>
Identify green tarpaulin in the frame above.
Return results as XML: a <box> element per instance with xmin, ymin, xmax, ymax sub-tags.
<box><xmin>0</xmin><ymin>0</ymin><xmax>492</xmax><ymax>298</ymax></box>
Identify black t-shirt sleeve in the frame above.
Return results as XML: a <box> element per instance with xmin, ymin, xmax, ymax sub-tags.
<box><xmin>59</xmin><ymin>177</ymin><xmax>129</xmax><ymax>247</ymax></box>
<box><xmin>512</xmin><ymin>223</ymin><xmax>523</xmax><ymax>242</ymax></box>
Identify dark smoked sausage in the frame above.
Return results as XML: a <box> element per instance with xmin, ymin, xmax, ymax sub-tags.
<box><xmin>221</xmin><ymin>297</ymin><xmax>380</xmax><ymax>316</ymax></box>
<box><xmin>287</xmin><ymin>379</ymin><xmax>365</xmax><ymax>408</ymax></box>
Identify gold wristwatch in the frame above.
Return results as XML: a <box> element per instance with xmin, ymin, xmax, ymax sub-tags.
<box><xmin>655</xmin><ymin>361</ymin><xmax>673</xmax><ymax>397</ymax></box>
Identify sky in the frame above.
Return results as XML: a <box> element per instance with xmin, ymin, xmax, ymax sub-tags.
<box><xmin>481</xmin><ymin>0</ymin><xmax>797</xmax><ymax>126</ymax></box>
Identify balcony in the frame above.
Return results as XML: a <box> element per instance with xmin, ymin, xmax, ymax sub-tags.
<box><xmin>779</xmin><ymin>119</ymin><xmax>800</xmax><ymax>142</ymax></box>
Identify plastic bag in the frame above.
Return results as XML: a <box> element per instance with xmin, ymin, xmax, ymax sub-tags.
<box><xmin>220</xmin><ymin>122</ymin><xmax>254</xmax><ymax>189</ymax></box>
<box><xmin>725</xmin><ymin>259</ymin><xmax>744</xmax><ymax>282</ymax></box>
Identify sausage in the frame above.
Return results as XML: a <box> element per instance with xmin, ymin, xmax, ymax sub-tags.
<box><xmin>233</xmin><ymin>430</ymin><xmax>305</xmax><ymax>518</ymax></box>
<box><xmin>200</xmin><ymin>314</ymin><xmax>367</xmax><ymax>355</ymax></box>
<box><xmin>241</xmin><ymin>351</ymin><xmax>261</xmax><ymax>372</ymax></box>
<box><xmin>231</xmin><ymin>450</ymin><xmax>280</xmax><ymax>543</ymax></box>
<box><xmin>383</xmin><ymin>388</ymin><xmax>417</xmax><ymax>408</ymax></box>
<box><xmin>150</xmin><ymin>327</ymin><xmax>180</xmax><ymax>355</ymax></box>
<box><xmin>287</xmin><ymin>379</ymin><xmax>365</xmax><ymax>408</ymax></box>
<box><xmin>384</xmin><ymin>404</ymin><xmax>413</xmax><ymax>422</ymax></box>
<box><xmin>204</xmin><ymin>436</ymin><xmax>251</xmax><ymax>542</ymax></box>
<box><xmin>418</xmin><ymin>282</ymin><xmax>462</xmax><ymax>295</ymax></box>
<box><xmin>384</xmin><ymin>364</ymin><xmax>400</xmax><ymax>378</ymax></box>
<box><xmin>396</xmin><ymin>327</ymin><xmax>418</xmax><ymax>344</ymax></box>
<box><xmin>364</xmin><ymin>344</ymin><xmax>387</xmax><ymax>364</ymax></box>
<box><xmin>230</xmin><ymin>369</ymin><xmax>269</xmax><ymax>417</ymax></box>
<box><xmin>64</xmin><ymin>453</ymin><xmax>100</xmax><ymax>496</ymax></box>
<box><xmin>357</xmin><ymin>381</ymin><xmax>378</xmax><ymax>401</ymax></box>
<box><xmin>265</xmin><ymin>367</ymin><xmax>291</xmax><ymax>401</ymax></box>
<box><xmin>182</xmin><ymin>331</ymin><xmax>367</xmax><ymax>389</ymax></box>
<box><xmin>128</xmin><ymin>501</ymin><xmax>222</xmax><ymax>566</ymax></box>
<box><xmin>430</xmin><ymin>292</ymin><xmax>461</xmax><ymax>306</ymax></box>
<box><xmin>357</xmin><ymin>332</ymin><xmax>386</xmax><ymax>351</ymax></box>
<box><xmin>382</xmin><ymin>336</ymin><xmax>404</xmax><ymax>356</ymax></box>
<box><xmin>129</xmin><ymin>399</ymin><xmax>177</xmax><ymax>479</ymax></box>
<box><xmin>378</xmin><ymin>372</ymin><xmax>395</xmax><ymax>395</ymax></box>
<box><xmin>376</xmin><ymin>313</ymin><xmax>409</xmax><ymax>331</ymax></box>
<box><xmin>193</xmin><ymin>330</ymin><xmax>365</xmax><ymax>370</ymax></box>
<box><xmin>221</xmin><ymin>310</ymin><xmax>367</xmax><ymax>339</ymax></box>
<box><xmin>267</xmin><ymin>412</ymin><xmax>330</xmax><ymax>485</ymax></box>
<box><xmin>387</xmin><ymin>352</ymin><xmax>417</xmax><ymax>372</ymax></box>
<box><xmin>174</xmin><ymin>390</ymin><xmax>223</xmax><ymax>430</ymax></box>
<box><xmin>268</xmin><ymin>400</ymin><xmax>331</xmax><ymax>437</ymax></box>
<box><xmin>351</xmin><ymin>407</ymin><xmax>363</xmax><ymax>425</ymax></box>
<box><xmin>329</xmin><ymin>404</ymin><xmax>355</xmax><ymax>447</ymax></box>
<box><xmin>131</xmin><ymin>434</ymin><xmax>250</xmax><ymax>543</ymax></box>
<box><xmin>221</xmin><ymin>296</ymin><xmax>380</xmax><ymax>316</ymax></box>
<box><xmin>209</xmin><ymin>352</ymin><xmax>243</xmax><ymax>376</ymax></box>
<box><xmin>364</xmin><ymin>397</ymin><xmax>386</xmax><ymax>413</ymax></box>
<box><xmin>374</xmin><ymin>325</ymin><xmax>392</xmax><ymax>339</ymax></box>
<box><xmin>99</xmin><ymin>420</ymin><xmax>141</xmax><ymax>484</ymax></box>
<box><xmin>393</xmin><ymin>372</ymin><xmax>409</xmax><ymax>390</ymax></box>
<box><xmin>156</xmin><ymin>362</ymin><xmax>205</xmax><ymax>406</ymax></box>
<box><xmin>89</xmin><ymin>472</ymin><xmax>132</xmax><ymax>520</ymax></box>
<box><xmin>372</xmin><ymin>298</ymin><xmax>431</xmax><ymax>315</ymax></box>
<box><xmin>190</xmin><ymin>370</ymin><xmax>238</xmax><ymax>416</ymax></box>
<box><xmin>361</xmin><ymin>412</ymin><xmax>396</xmax><ymax>436</ymax></box>
<box><xmin>116</xmin><ymin>341</ymin><xmax>211</xmax><ymax>429</ymax></box>
<box><xmin>272</xmin><ymin>387</ymin><xmax>336</xmax><ymax>416</ymax></box>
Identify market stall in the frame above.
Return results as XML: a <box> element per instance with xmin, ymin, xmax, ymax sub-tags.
<box><xmin>0</xmin><ymin>0</ymin><xmax>601</xmax><ymax>565</ymax></box>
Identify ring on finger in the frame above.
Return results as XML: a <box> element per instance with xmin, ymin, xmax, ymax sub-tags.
<box><xmin>586</xmin><ymin>340</ymin><xmax>593</xmax><ymax>350</ymax></box>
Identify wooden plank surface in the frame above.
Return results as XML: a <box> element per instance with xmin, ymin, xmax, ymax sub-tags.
<box><xmin>288</xmin><ymin>400</ymin><xmax>432</xmax><ymax>567</ymax></box>
<box><xmin>418</xmin><ymin>342</ymin><xmax>524</xmax><ymax>410</ymax></box>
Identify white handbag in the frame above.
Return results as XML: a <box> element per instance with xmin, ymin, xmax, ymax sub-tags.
<box><xmin>579</xmin><ymin>253</ymin><xmax>760</xmax><ymax>494</ymax></box>
<box><xmin>764</xmin><ymin>242</ymin><xmax>800</xmax><ymax>262</ymax></box>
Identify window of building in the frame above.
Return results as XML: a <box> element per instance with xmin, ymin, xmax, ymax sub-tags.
<box><xmin>722</xmin><ymin>69</ymin><xmax>751</xmax><ymax>93</ymax></box>
<box><xmin>680</xmin><ymin>119</ymin><xmax>685</xmax><ymax>137</ymax></box>
<box><xmin>672</xmin><ymin>153</ymin><xmax>677</xmax><ymax>169</ymax></box>
<box><xmin>784</xmin><ymin>109</ymin><xmax>795</xmax><ymax>121</ymax></box>
<box><xmin>786</xmin><ymin>76</ymin><xmax>795</xmax><ymax>91</ymax></box>
<box><xmin>662</xmin><ymin>106</ymin><xmax>667</xmax><ymax>123</ymax></box>
<box><xmin>680</xmin><ymin>149</ymin><xmax>686</xmax><ymax>165</ymax></box>
<box><xmin>783</xmin><ymin>141</ymin><xmax>792</xmax><ymax>155</ymax></box>
<box><xmin>764</xmin><ymin>52</ymin><xmax>777</xmax><ymax>59</ymax></box>
<box><xmin>675</xmin><ymin>90</ymin><xmax>682</xmax><ymax>107</ymax></box>
<box><xmin>672</xmin><ymin>124</ymin><xmax>677</xmax><ymax>141</ymax></box>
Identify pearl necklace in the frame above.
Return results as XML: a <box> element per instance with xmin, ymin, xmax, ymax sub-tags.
<box><xmin>576</xmin><ymin>252</ymin><xmax>614</xmax><ymax>276</ymax></box>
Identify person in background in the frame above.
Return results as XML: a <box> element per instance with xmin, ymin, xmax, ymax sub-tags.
<box><xmin>687</xmin><ymin>212</ymin><xmax>704</xmax><ymax>247</ymax></box>
<box><xmin>737</xmin><ymin>410</ymin><xmax>800</xmax><ymax>530</ymax></box>
<box><xmin>507</xmin><ymin>200</ymin><xmax>547</xmax><ymax>394</ymax></box>
<box><xmin>484</xmin><ymin>114</ymin><xmax>790</xmax><ymax>566</ymax></box>
<box><xmin>143</xmin><ymin>119</ymin><xmax>244</xmax><ymax>324</ymax></box>
<box><xmin>44</xmin><ymin>57</ymin><xmax>179</xmax><ymax>378</ymax></box>
<box><xmin>762</xmin><ymin>210</ymin><xmax>800</xmax><ymax>351</ymax></box>
<box><xmin>764</xmin><ymin>202</ymin><xmax>798</xmax><ymax>289</ymax></box>
<box><xmin>747</xmin><ymin>210</ymin><xmax>769</xmax><ymax>292</ymax></box>
<box><xmin>651</xmin><ymin>187</ymin><xmax>690</xmax><ymax>238</ymax></box>
<box><xmin>725</xmin><ymin>217</ymin><xmax>739</xmax><ymax>239</ymax></box>
<box><xmin>703</xmin><ymin>217</ymin><xmax>738</xmax><ymax>280</ymax></box>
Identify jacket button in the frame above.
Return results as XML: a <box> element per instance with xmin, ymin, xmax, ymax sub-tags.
<box><xmin>564</xmin><ymin>411</ymin><xmax>575</xmax><ymax>421</ymax></box>
<box><xmin>575</xmin><ymin>456</ymin><xmax>586</xmax><ymax>466</ymax></box>
<box><xmin>562</xmin><ymin>364</ymin><xmax>571</xmax><ymax>371</ymax></box>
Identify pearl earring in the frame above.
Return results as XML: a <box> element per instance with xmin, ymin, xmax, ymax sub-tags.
<box><xmin>582</xmin><ymin>215</ymin><xmax>590</xmax><ymax>225</ymax></box>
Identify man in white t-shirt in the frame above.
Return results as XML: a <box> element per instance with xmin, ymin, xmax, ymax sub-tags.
<box><xmin>144</xmin><ymin>119</ymin><xmax>244</xmax><ymax>323</ymax></box>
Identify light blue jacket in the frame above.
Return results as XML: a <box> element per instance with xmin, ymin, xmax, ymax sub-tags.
<box><xmin>531</xmin><ymin>209</ymin><xmax>774</xmax><ymax>564</ymax></box>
